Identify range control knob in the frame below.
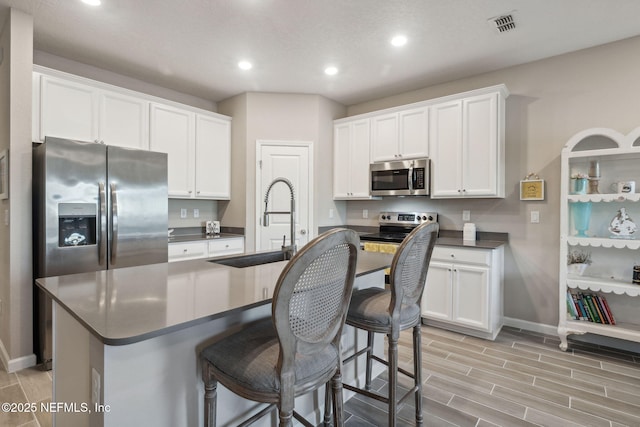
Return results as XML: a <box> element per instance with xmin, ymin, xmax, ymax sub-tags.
<box><xmin>422</xmin><ymin>215</ymin><xmax>428</xmax><ymax>221</ymax></box>
<box><xmin>428</xmin><ymin>215</ymin><xmax>434</xmax><ymax>221</ymax></box>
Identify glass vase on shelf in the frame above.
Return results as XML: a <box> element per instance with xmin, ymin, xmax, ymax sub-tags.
<box><xmin>572</xmin><ymin>178</ymin><xmax>589</xmax><ymax>195</ymax></box>
<box><xmin>572</xmin><ymin>201</ymin><xmax>592</xmax><ymax>237</ymax></box>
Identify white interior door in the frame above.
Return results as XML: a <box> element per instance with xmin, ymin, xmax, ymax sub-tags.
<box><xmin>256</xmin><ymin>142</ymin><xmax>312</xmax><ymax>251</ymax></box>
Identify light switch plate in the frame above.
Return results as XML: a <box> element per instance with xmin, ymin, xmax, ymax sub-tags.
<box><xmin>193</xmin><ymin>208</ymin><xmax>199</xmax><ymax>218</ymax></box>
<box><xmin>180</xmin><ymin>208</ymin><xmax>187</xmax><ymax>219</ymax></box>
<box><xmin>531</xmin><ymin>210</ymin><xmax>540</xmax><ymax>223</ymax></box>
<box><xmin>462</xmin><ymin>210</ymin><xmax>471</xmax><ymax>221</ymax></box>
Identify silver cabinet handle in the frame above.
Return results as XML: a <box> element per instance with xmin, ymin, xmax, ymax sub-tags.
<box><xmin>408</xmin><ymin>165</ymin><xmax>414</xmax><ymax>192</ymax></box>
<box><xmin>300</xmin><ymin>229</ymin><xmax>307</xmax><ymax>235</ymax></box>
<box><xmin>99</xmin><ymin>182</ymin><xmax>107</xmax><ymax>266</ymax></box>
<box><xmin>110</xmin><ymin>183</ymin><xmax>118</xmax><ymax>265</ymax></box>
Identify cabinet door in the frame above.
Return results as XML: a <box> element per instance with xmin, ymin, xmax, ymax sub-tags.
<box><xmin>150</xmin><ymin>103</ymin><xmax>195</xmax><ymax>197</ymax></box>
<box><xmin>333</xmin><ymin>119</ymin><xmax>371</xmax><ymax>199</ymax></box>
<box><xmin>208</xmin><ymin>237</ymin><xmax>244</xmax><ymax>257</ymax></box>
<box><xmin>452</xmin><ymin>264</ymin><xmax>490</xmax><ymax>330</ymax></box>
<box><xmin>168</xmin><ymin>241</ymin><xmax>208</xmax><ymax>262</ymax></box>
<box><xmin>399</xmin><ymin>107</ymin><xmax>429</xmax><ymax>159</ymax></box>
<box><xmin>195</xmin><ymin>115</ymin><xmax>231</xmax><ymax>199</ymax></box>
<box><xmin>422</xmin><ymin>261</ymin><xmax>453</xmax><ymax>320</ymax></box>
<box><xmin>333</xmin><ymin>123</ymin><xmax>351</xmax><ymax>198</ymax></box>
<box><xmin>349</xmin><ymin>119</ymin><xmax>372</xmax><ymax>197</ymax></box>
<box><xmin>39</xmin><ymin>75</ymin><xmax>98</xmax><ymax>142</ymax></box>
<box><xmin>430</xmin><ymin>100</ymin><xmax>462</xmax><ymax>198</ymax></box>
<box><xmin>462</xmin><ymin>93</ymin><xmax>499</xmax><ymax>197</ymax></box>
<box><xmin>99</xmin><ymin>91</ymin><xmax>149</xmax><ymax>150</ymax></box>
<box><xmin>371</xmin><ymin>113</ymin><xmax>399</xmax><ymax>162</ymax></box>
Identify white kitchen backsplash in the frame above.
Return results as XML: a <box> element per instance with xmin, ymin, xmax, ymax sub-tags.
<box><xmin>168</xmin><ymin>199</ymin><xmax>218</xmax><ymax>227</ymax></box>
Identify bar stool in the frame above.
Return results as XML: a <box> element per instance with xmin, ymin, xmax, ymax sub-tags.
<box><xmin>200</xmin><ymin>228</ymin><xmax>360</xmax><ymax>427</ymax></box>
<box><xmin>343</xmin><ymin>222</ymin><xmax>438</xmax><ymax>426</ymax></box>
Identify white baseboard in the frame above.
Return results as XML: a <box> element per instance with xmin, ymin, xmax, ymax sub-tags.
<box><xmin>503</xmin><ymin>317</ymin><xmax>557</xmax><ymax>336</ymax></box>
<box><xmin>0</xmin><ymin>338</ymin><xmax>37</xmax><ymax>373</ymax></box>
<box><xmin>504</xmin><ymin>317</ymin><xmax>640</xmax><ymax>353</ymax></box>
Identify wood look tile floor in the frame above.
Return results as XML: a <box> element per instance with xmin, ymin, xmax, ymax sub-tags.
<box><xmin>1</xmin><ymin>325</ymin><xmax>639</xmax><ymax>426</ymax></box>
<box><xmin>342</xmin><ymin>325</ymin><xmax>640</xmax><ymax>427</ymax></box>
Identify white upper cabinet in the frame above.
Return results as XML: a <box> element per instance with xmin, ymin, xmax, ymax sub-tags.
<box><xmin>150</xmin><ymin>103</ymin><xmax>195</xmax><ymax>198</ymax></box>
<box><xmin>36</xmin><ymin>74</ymin><xmax>149</xmax><ymax>149</ymax></box>
<box><xmin>194</xmin><ymin>114</ymin><xmax>231</xmax><ymax>199</ymax></box>
<box><xmin>149</xmin><ymin>103</ymin><xmax>232</xmax><ymax>200</ymax></box>
<box><xmin>333</xmin><ymin>118</ymin><xmax>372</xmax><ymax>199</ymax></box>
<box><xmin>37</xmin><ymin>75</ymin><xmax>98</xmax><ymax>143</ymax></box>
<box><xmin>430</xmin><ymin>87</ymin><xmax>507</xmax><ymax>198</ymax></box>
<box><xmin>99</xmin><ymin>91</ymin><xmax>149</xmax><ymax>150</ymax></box>
<box><xmin>370</xmin><ymin>107</ymin><xmax>429</xmax><ymax>162</ymax></box>
<box><xmin>34</xmin><ymin>67</ymin><xmax>232</xmax><ymax>200</ymax></box>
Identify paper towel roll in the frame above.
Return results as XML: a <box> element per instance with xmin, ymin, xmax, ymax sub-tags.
<box><xmin>463</xmin><ymin>223</ymin><xmax>476</xmax><ymax>241</ymax></box>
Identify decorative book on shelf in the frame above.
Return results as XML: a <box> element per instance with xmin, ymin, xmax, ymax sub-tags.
<box><xmin>566</xmin><ymin>290</ymin><xmax>616</xmax><ymax>325</ymax></box>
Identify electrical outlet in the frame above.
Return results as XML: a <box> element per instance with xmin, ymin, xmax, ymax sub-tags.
<box><xmin>363</xmin><ymin>209</ymin><xmax>368</xmax><ymax>219</ymax></box>
<box><xmin>180</xmin><ymin>208</ymin><xmax>187</xmax><ymax>219</ymax></box>
<box><xmin>91</xmin><ymin>368</ymin><xmax>101</xmax><ymax>405</ymax></box>
<box><xmin>463</xmin><ymin>210</ymin><xmax>471</xmax><ymax>221</ymax></box>
<box><xmin>193</xmin><ymin>208</ymin><xmax>200</xmax><ymax>218</ymax></box>
<box><xmin>329</xmin><ymin>208</ymin><xmax>334</xmax><ymax>219</ymax></box>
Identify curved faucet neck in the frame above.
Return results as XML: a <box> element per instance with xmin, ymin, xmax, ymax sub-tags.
<box><xmin>263</xmin><ymin>177</ymin><xmax>297</xmax><ymax>256</ymax></box>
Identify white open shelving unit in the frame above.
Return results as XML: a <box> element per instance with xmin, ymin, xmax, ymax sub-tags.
<box><xmin>558</xmin><ymin>127</ymin><xmax>640</xmax><ymax>350</ymax></box>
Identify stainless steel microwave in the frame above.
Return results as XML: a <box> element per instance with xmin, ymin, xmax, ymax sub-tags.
<box><xmin>370</xmin><ymin>159</ymin><xmax>429</xmax><ymax>196</ymax></box>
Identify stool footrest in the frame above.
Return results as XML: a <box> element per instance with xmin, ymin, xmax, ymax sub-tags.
<box><xmin>237</xmin><ymin>404</ymin><xmax>277</xmax><ymax>427</ymax></box>
<box><xmin>343</xmin><ymin>345</ymin><xmax>371</xmax><ymax>364</ymax></box>
<box><xmin>343</xmin><ymin>383</ymin><xmax>419</xmax><ymax>408</ymax></box>
<box><xmin>368</xmin><ymin>354</ymin><xmax>416</xmax><ymax>380</ymax></box>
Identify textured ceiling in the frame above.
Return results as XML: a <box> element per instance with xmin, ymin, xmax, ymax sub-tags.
<box><xmin>1</xmin><ymin>0</ymin><xmax>640</xmax><ymax>105</ymax></box>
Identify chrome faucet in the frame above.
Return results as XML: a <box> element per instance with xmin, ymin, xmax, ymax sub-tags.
<box><xmin>263</xmin><ymin>177</ymin><xmax>296</xmax><ymax>257</ymax></box>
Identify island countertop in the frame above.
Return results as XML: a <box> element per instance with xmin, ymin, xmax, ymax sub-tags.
<box><xmin>36</xmin><ymin>250</ymin><xmax>393</xmax><ymax>346</ymax></box>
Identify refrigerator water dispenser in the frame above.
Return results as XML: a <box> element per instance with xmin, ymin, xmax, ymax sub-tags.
<box><xmin>58</xmin><ymin>203</ymin><xmax>97</xmax><ymax>247</ymax></box>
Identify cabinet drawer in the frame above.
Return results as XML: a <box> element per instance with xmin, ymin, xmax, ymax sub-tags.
<box><xmin>168</xmin><ymin>241</ymin><xmax>208</xmax><ymax>262</ymax></box>
<box><xmin>208</xmin><ymin>237</ymin><xmax>244</xmax><ymax>257</ymax></box>
<box><xmin>432</xmin><ymin>246</ymin><xmax>491</xmax><ymax>266</ymax></box>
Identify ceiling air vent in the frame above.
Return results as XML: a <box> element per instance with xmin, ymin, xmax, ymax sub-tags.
<box><xmin>489</xmin><ymin>14</ymin><xmax>516</xmax><ymax>33</ymax></box>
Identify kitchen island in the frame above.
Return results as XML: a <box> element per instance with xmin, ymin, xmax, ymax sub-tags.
<box><xmin>36</xmin><ymin>250</ymin><xmax>393</xmax><ymax>427</ymax></box>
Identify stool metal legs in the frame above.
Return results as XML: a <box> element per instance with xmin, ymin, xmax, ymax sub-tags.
<box><xmin>343</xmin><ymin>327</ymin><xmax>424</xmax><ymax>427</ymax></box>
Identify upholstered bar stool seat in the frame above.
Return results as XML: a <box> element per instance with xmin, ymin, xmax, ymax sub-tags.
<box><xmin>347</xmin><ymin>288</ymin><xmax>421</xmax><ymax>330</ymax></box>
<box><xmin>201</xmin><ymin>319</ymin><xmax>339</xmax><ymax>397</ymax></box>
<box><xmin>200</xmin><ymin>228</ymin><xmax>360</xmax><ymax>427</ymax></box>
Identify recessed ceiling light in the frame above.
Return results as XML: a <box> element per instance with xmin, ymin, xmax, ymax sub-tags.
<box><xmin>324</xmin><ymin>66</ymin><xmax>338</xmax><ymax>76</ymax></box>
<box><xmin>82</xmin><ymin>0</ymin><xmax>101</xmax><ymax>6</ymax></box>
<box><xmin>238</xmin><ymin>61</ymin><xmax>253</xmax><ymax>70</ymax></box>
<box><xmin>391</xmin><ymin>35</ymin><xmax>408</xmax><ymax>47</ymax></box>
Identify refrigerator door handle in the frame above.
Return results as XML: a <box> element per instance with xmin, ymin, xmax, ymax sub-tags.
<box><xmin>99</xmin><ymin>182</ymin><xmax>107</xmax><ymax>266</ymax></box>
<box><xmin>110</xmin><ymin>182</ymin><xmax>119</xmax><ymax>265</ymax></box>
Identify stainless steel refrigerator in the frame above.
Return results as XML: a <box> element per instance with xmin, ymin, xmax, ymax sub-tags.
<box><xmin>33</xmin><ymin>137</ymin><xmax>168</xmax><ymax>369</ymax></box>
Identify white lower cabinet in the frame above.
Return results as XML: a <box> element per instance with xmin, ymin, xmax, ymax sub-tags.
<box><xmin>168</xmin><ymin>241</ymin><xmax>208</xmax><ymax>262</ymax></box>
<box><xmin>207</xmin><ymin>237</ymin><xmax>244</xmax><ymax>258</ymax></box>
<box><xmin>169</xmin><ymin>237</ymin><xmax>245</xmax><ymax>263</ymax></box>
<box><xmin>422</xmin><ymin>245</ymin><xmax>504</xmax><ymax>340</ymax></box>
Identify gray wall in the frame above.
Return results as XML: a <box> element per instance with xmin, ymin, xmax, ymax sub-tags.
<box><xmin>218</xmin><ymin>92</ymin><xmax>346</xmax><ymax>252</ymax></box>
<box><xmin>344</xmin><ymin>35</ymin><xmax>640</xmax><ymax>329</ymax></box>
<box><xmin>0</xmin><ymin>9</ymin><xmax>33</xmax><ymax>369</ymax></box>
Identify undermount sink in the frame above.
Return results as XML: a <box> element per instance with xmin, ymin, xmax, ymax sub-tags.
<box><xmin>209</xmin><ymin>250</ymin><xmax>291</xmax><ymax>268</ymax></box>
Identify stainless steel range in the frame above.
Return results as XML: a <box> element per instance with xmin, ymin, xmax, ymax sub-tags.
<box><xmin>360</xmin><ymin>211</ymin><xmax>438</xmax><ymax>283</ymax></box>
<box><xmin>360</xmin><ymin>211</ymin><xmax>438</xmax><ymax>244</ymax></box>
